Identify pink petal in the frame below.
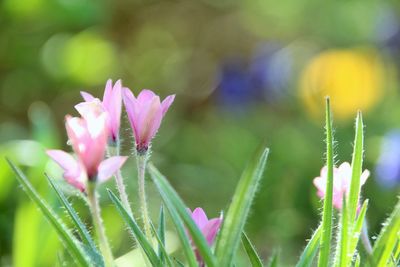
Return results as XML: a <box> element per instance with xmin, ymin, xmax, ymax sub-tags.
<box><xmin>97</xmin><ymin>156</ymin><xmax>128</xmax><ymax>183</ymax></box>
<box><xmin>47</xmin><ymin>150</ymin><xmax>79</xmax><ymax>174</ymax></box>
<box><xmin>107</xmin><ymin>81</ymin><xmax>122</xmax><ymax>139</ymax></box>
<box><xmin>102</xmin><ymin>79</ymin><xmax>113</xmax><ymax>105</ymax></box>
<box><xmin>122</xmin><ymin>88</ymin><xmax>139</xmax><ymax>139</ymax></box>
<box><xmin>137</xmin><ymin>96</ymin><xmax>162</xmax><ymax>144</ymax></box>
<box><xmin>80</xmin><ymin>91</ymin><xmax>95</xmax><ymax>102</ymax></box>
<box><xmin>360</xmin><ymin>170</ymin><xmax>370</xmax><ymax>185</ymax></box>
<box><xmin>161</xmin><ymin>95</ymin><xmax>175</xmax><ymax>116</ymax></box>
<box><xmin>191</xmin><ymin>208</ymin><xmax>209</xmax><ymax>229</ymax></box>
<box><xmin>74</xmin><ymin>100</ymin><xmax>104</xmax><ymax>119</ymax></box>
<box><xmin>313</xmin><ymin>176</ymin><xmax>326</xmax><ymax>195</ymax></box>
<box><xmin>46</xmin><ymin>150</ymin><xmax>86</xmax><ymax>191</ymax></box>
<box><xmin>137</xmin><ymin>89</ymin><xmax>156</xmax><ymax>105</ymax></box>
<box><xmin>203</xmin><ymin>218</ymin><xmax>222</xmax><ymax>245</ymax></box>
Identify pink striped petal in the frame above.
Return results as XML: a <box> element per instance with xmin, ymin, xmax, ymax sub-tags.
<box><xmin>161</xmin><ymin>95</ymin><xmax>175</xmax><ymax>116</ymax></box>
<box><xmin>204</xmin><ymin>218</ymin><xmax>222</xmax><ymax>245</ymax></box>
<box><xmin>80</xmin><ymin>91</ymin><xmax>95</xmax><ymax>102</ymax></box>
<box><xmin>97</xmin><ymin>156</ymin><xmax>128</xmax><ymax>183</ymax></box>
<box><xmin>191</xmin><ymin>207</ymin><xmax>208</xmax><ymax>229</ymax></box>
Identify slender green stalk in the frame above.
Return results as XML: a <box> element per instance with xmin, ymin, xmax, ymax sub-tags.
<box><xmin>318</xmin><ymin>97</ymin><xmax>334</xmax><ymax>267</ymax></box>
<box><xmin>87</xmin><ymin>182</ymin><xmax>114</xmax><ymax>267</ymax></box>
<box><xmin>107</xmin><ymin>141</ymin><xmax>133</xmax><ymax>218</ymax></box>
<box><xmin>136</xmin><ymin>151</ymin><xmax>153</xmax><ymax>246</ymax></box>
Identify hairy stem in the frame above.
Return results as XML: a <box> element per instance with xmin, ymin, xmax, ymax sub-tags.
<box><xmin>87</xmin><ymin>182</ymin><xmax>114</xmax><ymax>267</ymax></box>
<box><xmin>108</xmin><ymin>141</ymin><xmax>133</xmax><ymax>218</ymax></box>
<box><xmin>136</xmin><ymin>151</ymin><xmax>153</xmax><ymax>246</ymax></box>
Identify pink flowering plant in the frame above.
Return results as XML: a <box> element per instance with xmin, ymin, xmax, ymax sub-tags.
<box><xmin>6</xmin><ymin>82</ymin><xmax>400</xmax><ymax>267</ymax></box>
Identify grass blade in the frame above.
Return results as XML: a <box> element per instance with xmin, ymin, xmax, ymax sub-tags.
<box><xmin>6</xmin><ymin>159</ymin><xmax>91</xmax><ymax>267</ymax></box>
<box><xmin>348</xmin><ymin>200</ymin><xmax>369</xmax><ymax>258</ymax></box>
<box><xmin>158</xmin><ymin>205</ymin><xmax>166</xmax><ymax>264</ymax></box>
<box><xmin>242</xmin><ymin>232</ymin><xmax>263</xmax><ymax>267</ymax></box>
<box><xmin>296</xmin><ymin>225</ymin><xmax>322</xmax><ymax>267</ymax></box>
<box><xmin>267</xmin><ymin>250</ymin><xmax>279</xmax><ymax>267</ymax></box>
<box><xmin>148</xmin><ymin>163</ymin><xmax>217</xmax><ymax>267</ymax></box>
<box><xmin>336</xmin><ymin>197</ymin><xmax>348</xmax><ymax>267</ymax></box>
<box><xmin>150</xmin><ymin>221</ymin><xmax>174</xmax><ymax>267</ymax></box>
<box><xmin>318</xmin><ymin>97</ymin><xmax>334</xmax><ymax>267</ymax></box>
<box><xmin>107</xmin><ymin>189</ymin><xmax>160</xmax><ymax>267</ymax></box>
<box><xmin>371</xmin><ymin>197</ymin><xmax>400</xmax><ymax>267</ymax></box>
<box><xmin>46</xmin><ymin>175</ymin><xmax>103</xmax><ymax>266</ymax></box>
<box><xmin>215</xmin><ymin>146</ymin><xmax>269</xmax><ymax>267</ymax></box>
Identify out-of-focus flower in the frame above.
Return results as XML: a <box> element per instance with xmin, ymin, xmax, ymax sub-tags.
<box><xmin>187</xmin><ymin>207</ymin><xmax>222</xmax><ymax>266</ymax></box>
<box><xmin>376</xmin><ymin>130</ymin><xmax>400</xmax><ymax>188</ymax></box>
<box><xmin>217</xmin><ymin>59</ymin><xmax>255</xmax><ymax>107</ymax></box>
<box><xmin>76</xmin><ymin>79</ymin><xmax>122</xmax><ymax>143</ymax></box>
<box><xmin>47</xmin><ymin>112</ymin><xmax>127</xmax><ymax>191</ymax></box>
<box><xmin>250</xmin><ymin>44</ymin><xmax>293</xmax><ymax>103</ymax></box>
<box><xmin>300</xmin><ymin>49</ymin><xmax>384</xmax><ymax>121</ymax></box>
<box><xmin>313</xmin><ymin>162</ymin><xmax>369</xmax><ymax>210</ymax></box>
<box><xmin>122</xmin><ymin>88</ymin><xmax>175</xmax><ymax>153</ymax></box>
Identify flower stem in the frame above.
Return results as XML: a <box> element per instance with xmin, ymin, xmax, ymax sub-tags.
<box><xmin>108</xmin><ymin>141</ymin><xmax>133</xmax><ymax>218</ymax></box>
<box><xmin>87</xmin><ymin>182</ymin><xmax>114</xmax><ymax>267</ymax></box>
<box><xmin>136</xmin><ymin>151</ymin><xmax>153</xmax><ymax>246</ymax></box>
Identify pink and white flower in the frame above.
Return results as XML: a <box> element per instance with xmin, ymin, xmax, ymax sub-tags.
<box><xmin>313</xmin><ymin>162</ymin><xmax>369</xmax><ymax>210</ymax></box>
<box><xmin>76</xmin><ymin>79</ymin><xmax>123</xmax><ymax>143</ymax></box>
<box><xmin>187</xmin><ymin>207</ymin><xmax>222</xmax><ymax>266</ymax></box>
<box><xmin>47</xmin><ymin>112</ymin><xmax>127</xmax><ymax>192</ymax></box>
<box><xmin>122</xmin><ymin>88</ymin><xmax>175</xmax><ymax>153</ymax></box>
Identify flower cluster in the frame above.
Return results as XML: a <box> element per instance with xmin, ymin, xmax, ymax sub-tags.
<box><xmin>46</xmin><ymin>79</ymin><xmax>221</xmax><ymax>266</ymax></box>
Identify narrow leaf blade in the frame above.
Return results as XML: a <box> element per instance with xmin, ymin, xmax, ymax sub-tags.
<box><xmin>6</xmin><ymin>159</ymin><xmax>91</xmax><ymax>267</ymax></box>
<box><xmin>215</xmin><ymin>146</ymin><xmax>269</xmax><ymax>267</ymax></box>
<box><xmin>296</xmin><ymin>225</ymin><xmax>322</xmax><ymax>267</ymax></box>
<box><xmin>107</xmin><ymin>189</ymin><xmax>160</xmax><ymax>267</ymax></box>
<box><xmin>242</xmin><ymin>232</ymin><xmax>263</xmax><ymax>267</ymax></box>
<box><xmin>46</xmin><ymin>175</ymin><xmax>102</xmax><ymax>266</ymax></box>
<box><xmin>148</xmin><ymin>164</ymin><xmax>217</xmax><ymax>267</ymax></box>
<box><xmin>318</xmin><ymin>97</ymin><xmax>334</xmax><ymax>267</ymax></box>
<box><xmin>372</xmin><ymin>197</ymin><xmax>400</xmax><ymax>267</ymax></box>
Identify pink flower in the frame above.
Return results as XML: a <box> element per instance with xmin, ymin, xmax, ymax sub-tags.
<box><xmin>122</xmin><ymin>89</ymin><xmax>175</xmax><ymax>153</ymax></box>
<box><xmin>313</xmin><ymin>162</ymin><xmax>369</xmax><ymax>210</ymax></box>
<box><xmin>187</xmin><ymin>207</ymin><xmax>222</xmax><ymax>266</ymax></box>
<box><xmin>76</xmin><ymin>79</ymin><xmax>123</xmax><ymax>143</ymax></box>
<box><xmin>47</xmin><ymin>112</ymin><xmax>127</xmax><ymax>192</ymax></box>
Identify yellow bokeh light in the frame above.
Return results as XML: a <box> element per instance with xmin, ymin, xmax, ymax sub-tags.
<box><xmin>300</xmin><ymin>48</ymin><xmax>385</xmax><ymax>121</ymax></box>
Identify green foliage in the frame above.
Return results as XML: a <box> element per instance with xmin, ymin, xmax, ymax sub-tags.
<box><xmin>7</xmin><ymin>159</ymin><xmax>91</xmax><ymax>267</ymax></box>
<box><xmin>296</xmin><ymin>225</ymin><xmax>322</xmax><ymax>267</ymax></box>
<box><xmin>318</xmin><ymin>97</ymin><xmax>334</xmax><ymax>267</ymax></box>
<box><xmin>242</xmin><ymin>232</ymin><xmax>264</xmax><ymax>267</ymax></box>
<box><xmin>107</xmin><ymin>189</ymin><xmax>160</xmax><ymax>266</ymax></box>
<box><xmin>371</xmin><ymin>197</ymin><xmax>400</xmax><ymax>267</ymax></box>
<box><xmin>215</xmin><ymin>146</ymin><xmax>269</xmax><ymax>267</ymax></box>
<box><xmin>148</xmin><ymin>163</ymin><xmax>217</xmax><ymax>267</ymax></box>
<box><xmin>47</xmin><ymin>175</ymin><xmax>103</xmax><ymax>266</ymax></box>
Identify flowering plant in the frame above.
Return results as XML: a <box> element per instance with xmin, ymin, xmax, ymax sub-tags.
<box><xmin>6</xmin><ymin>81</ymin><xmax>399</xmax><ymax>267</ymax></box>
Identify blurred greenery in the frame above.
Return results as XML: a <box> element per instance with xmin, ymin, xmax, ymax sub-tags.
<box><xmin>1</xmin><ymin>0</ymin><xmax>400</xmax><ymax>266</ymax></box>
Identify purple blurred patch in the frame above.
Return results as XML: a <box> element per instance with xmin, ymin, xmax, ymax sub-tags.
<box><xmin>376</xmin><ymin>130</ymin><xmax>400</xmax><ymax>188</ymax></box>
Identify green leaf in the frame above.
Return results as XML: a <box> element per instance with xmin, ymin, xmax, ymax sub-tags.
<box><xmin>46</xmin><ymin>175</ymin><xmax>103</xmax><ymax>266</ymax></box>
<box><xmin>215</xmin><ymin>146</ymin><xmax>269</xmax><ymax>267</ymax></box>
<box><xmin>371</xmin><ymin>197</ymin><xmax>400</xmax><ymax>267</ymax></box>
<box><xmin>149</xmin><ymin>221</ymin><xmax>174</xmax><ymax>267</ymax></box>
<box><xmin>6</xmin><ymin>159</ymin><xmax>91</xmax><ymax>267</ymax></box>
<box><xmin>107</xmin><ymin>189</ymin><xmax>160</xmax><ymax>267</ymax></box>
<box><xmin>242</xmin><ymin>232</ymin><xmax>264</xmax><ymax>267</ymax></box>
<box><xmin>267</xmin><ymin>250</ymin><xmax>279</xmax><ymax>267</ymax></box>
<box><xmin>335</xmin><ymin>197</ymin><xmax>348</xmax><ymax>267</ymax></box>
<box><xmin>348</xmin><ymin>200</ymin><xmax>369</xmax><ymax>259</ymax></box>
<box><xmin>296</xmin><ymin>225</ymin><xmax>322</xmax><ymax>267</ymax></box>
<box><xmin>148</xmin><ymin>164</ymin><xmax>217</xmax><ymax>267</ymax></box>
<box><xmin>318</xmin><ymin>97</ymin><xmax>334</xmax><ymax>267</ymax></box>
<box><xmin>158</xmin><ymin>205</ymin><xmax>166</xmax><ymax>264</ymax></box>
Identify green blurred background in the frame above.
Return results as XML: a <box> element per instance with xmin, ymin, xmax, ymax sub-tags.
<box><xmin>1</xmin><ymin>0</ymin><xmax>400</xmax><ymax>266</ymax></box>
